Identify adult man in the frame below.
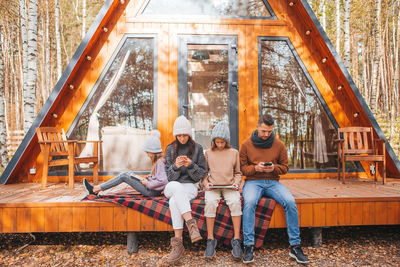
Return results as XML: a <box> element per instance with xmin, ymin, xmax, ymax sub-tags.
<box><xmin>240</xmin><ymin>113</ymin><xmax>309</xmax><ymax>264</ymax></box>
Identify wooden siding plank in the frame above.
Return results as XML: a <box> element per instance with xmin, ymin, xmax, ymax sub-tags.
<box><xmin>155</xmin><ymin>218</ymin><xmax>170</xmax><ymax>231</ymax></box>
<box><xmin>325</xmin><ymin>202</ymin><xmax>338</xmax><ymax>226</ymax></box>
<box><xmin>16</xmin><ymin>208</ymin><xmax>31</xmax><ymax>233</ymax></box>
<box><xmin>140</xmin><ymin>213</ymin><xmax>155</xmax><ymax>231</ymax></box>
<box><xmin>350</xmin><ymin>202</ymin><xmax>363</xmax><ymax>225</ymax></box>
<box><xmin>338</xmin><ymin>202</ymin><xmax>351</xmax><ymax>226</ymax></box>
<box><xmin>86</xmin><ymin>207</ymin><xmax>100</xmax><ymax>231</ymax></box>
<box><xmin>362</xmin><ymin>202</ymin><xmax>375</xmax><ymax>225</ymax></box>
<box><xmin>72</xmin><ymin>207</ymin><xmax>86</xmax><ymax>231</ymax></box>
<box><xmin>113</xmin><ymin>207</ymin><xmax>127</xmax><ymax>231</ymax></box>
<box><xmin>0</xmin><ymin>208</ymin><xmax>2</xmax><ymax>232</ymax></box>
<box><xmin>387</xmin><ymin>201</ymin><xmax>400</xmax><ymax>224</ymax></box>
<box><xmin>313</xmin><ymin>203</ymin><xmax>326</xmax><ymax>227</ymax></box>
<box><xmin>300</xmin><ymin>203</ymin><xmax>313</xmax><ymax>227</ymax></box>
<box><xmin>59</xmin><ymin>207</ymin><xmax>73</xmax><ymax>232</ymax></box>
<box><xmin>273</xmin><ymin>204</ymin><xmax>286</xmax><ymax>228</ymax></box>
<box><xmin>99</xmin><ymin>207</ymin><xmax>114</xmax><ymax>231</ymax></box>
<box><xmin>30</xmin><ymin>207</ymin><xmax>45</xmax><ymax>232</ymax></box>
<box><xmin>3</xmin><ymin>208</ymin><xmax>17</xmax><ymax>233</ymax></box>
<box><xmin>127</xmin><ymin>209</ymin><xmax>141</xmax><ymax>231</ymax></box>
<box><xmin>375</xmin><ymin>202</ymin><xmax>388</xmax><ymax>225</ymax></box>
<box><xmin>45</xmin><ymin>207</ymin><xmax>59</xmax><ymax>232</ymax></box>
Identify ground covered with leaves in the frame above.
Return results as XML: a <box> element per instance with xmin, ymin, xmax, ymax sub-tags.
<box><xmin>0</xmin><ymin>225</ymin><xmax>399</xmax><ymax>266</ymax></box>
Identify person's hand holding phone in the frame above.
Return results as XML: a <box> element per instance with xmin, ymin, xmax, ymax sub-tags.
<box><xmin>182</xmin><ymin>156</ymin><xmax>192</xmax><ymax>167</ymax></box>
<box><xmin>175</xmin><ymin>156</ymin><xmax>186</xmax><ymax>168</ymax></box>
<box><xmin>255</xmin><ymin>162</ymin><xmax>274</xmax><ymax>173</ymax></box>
<box><xmin>141</xmin><ymin>178</ymin><xmax>148</xmax><ymax>186</ymax></box>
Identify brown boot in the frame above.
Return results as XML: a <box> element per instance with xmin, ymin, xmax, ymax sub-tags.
<box><xmin>166</xmin><ymin>237</ymin><xmax>184</xmax><ymax>263</ymax></box>
<box><xmin>186</xmin><ymin>218</ymin><xmax>202</xmax><ymax>243</ymax></box>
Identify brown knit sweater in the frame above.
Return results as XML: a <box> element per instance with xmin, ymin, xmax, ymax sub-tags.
<box><xmin>239</xmin><ymin>137</ymin><xmax>289</xmax><ymax>181</ymax></box>
<box><xmin>205</xmin><ymin>148</ymin><xmax>242</xmax><ymax>186</ymax></box>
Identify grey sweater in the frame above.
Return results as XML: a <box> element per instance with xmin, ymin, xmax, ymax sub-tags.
<box><xmin>165</xmin><ymin>142</ymin><xmax>207</xmax><ymax>183</ymax></box>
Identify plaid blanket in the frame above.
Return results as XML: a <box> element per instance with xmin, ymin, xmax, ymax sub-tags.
<box><xmin>83</xmin><ymin>189</ymin><xmax>276</xmax><ymax>248</ymax></box>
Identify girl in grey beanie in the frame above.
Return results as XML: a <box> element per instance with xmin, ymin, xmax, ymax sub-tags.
<box><xmin>83</xmin><ymin>130</ymin><xmax>168</xmax><ymax>197</ymax></box>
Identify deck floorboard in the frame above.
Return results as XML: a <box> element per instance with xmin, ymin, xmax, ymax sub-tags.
<box><xmin>1</xmin><ymin>178</ymin><xmax>399</xmax><ymax>232</ymax></box>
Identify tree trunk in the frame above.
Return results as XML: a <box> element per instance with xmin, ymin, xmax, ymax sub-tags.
<box><xmin>45</xmin><ymin>0</ymin><xmax>50</xmax><ymax>100</ymax></box>
<box><xmin>335</xmin><ymin>0</ymin><xmax>341</xmax><ymax>55</ymax></box>
<box><xmin>24</xmin><ymin>0</ymin><xmax>38</xmax><ymax>132</ymax></box>
<box><xmin>394</xmin><ymin>0</ymin><xmax>400</xmax><ymax>117</ymax></box>
<box><xmin>0</xmin><ymin>30</ymin><xmax>9</xmax><ymax>168</ymax></box>
<box><xmin>370</xmin><ymin>0</ymin><xmax>382</xmax><ymax>113</ymax></box>
<box><xmin>20</xmin><ymin>0</ymin><xmax>28</xmax><ymax>127</ymax></box>
<box><xmin>343</xmin><ymin>0</ymin><xmax>351</xmax><ymax>69</ymax></box>
<box><xmin>308</xmin><ymin>0</ymin><xmax>313</xmax><ymax>10</ymax></box>
<box><xmin>82</xmin><ymin>0</ymin><xmax>86</xmax><ymax>38</ymax></box>
<box><xmin>55</xmin><ymin>0</ymin><xmax>62</xmax><ymax>79</ymax></box>
<box><xmin>320</xmin><ymin>0</ymin><xmax>326</xmax><ymax>30</ymax></box>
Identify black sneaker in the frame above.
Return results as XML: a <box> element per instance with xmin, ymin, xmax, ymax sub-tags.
<box><xmin>242</xmin><ymin>245</ymin><xmax>254</xmax><ymax>264</ymax></box>
<box><xmin>83</xmin><ymin>178</ymin><xmax>96</xmax><ymax>195</ymax></box>
<box><xmin>231</xmin><ymin>238</ymin><xmax>243</xmax><ymax>260</ymax></box>
<box><xmin>204</xmin><ymin>238</ymin><xmax>217</xmax><ymax>258</ymax></box>
<box><xmin>289</xmin><ymin>245</ymin><xmax>310</xmax><ymax>264</ymax></box>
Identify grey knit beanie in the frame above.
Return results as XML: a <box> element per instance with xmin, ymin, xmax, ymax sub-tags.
<box><xmin>211</xmin><ymin>122</ymin><xmax>230</xmax><ymax>143</ymax></box>
<box><xmin>173</xmin><ymin>115</ymin><xmax>192</xmax><ymax>137</ymax></box>
<box><xmin>142</xmin><ymin>130</ymin><xmax>162</xmax><ymax>153</ymax></box>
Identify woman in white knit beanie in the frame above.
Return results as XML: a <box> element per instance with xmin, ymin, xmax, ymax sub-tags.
<box><xmin>163</xmin><ymin>115</ymin><xmax>207</xmax><ymax>264</ymax></box>
<box><xmin>83</xmin><ymin>130</ymin><xmax>168</xmax><ymax>197</ymax></box>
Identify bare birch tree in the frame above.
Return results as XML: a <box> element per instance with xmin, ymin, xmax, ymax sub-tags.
<box><xmin>335</xmin><ymin>0</ymin><xmax>341</xmax><ymax>55</ymax></box>
<box><xmin>370</xmin><ymin>0</ymin><xmax>382</xmax><ymax>113</ymax></box>
<box><xmin>343</xmin><ymin>0</ymin><xmax>351</xmax><ymax>69</ymax></box>
<box><xmin>19</xmin><ymin>0</ymin><xmax>28</xmax><ymax>127</ymax></box>
<box><xmin>320</xmin><ymin>0</ymin><xmax>327</xmax><ymax>30</ymax></box>
<box><xmin>0</xmin><ymin>29</ymin><xmax>9</xmax><ymax>168</ymax></box>
<box><xmin>55</xmin><ymin>0</ymin><xmax>62</xmax><ymax>79</ymax></box>
<box><xmin>23</xmin><ymin>0</ymin><xmax>38</xmax><ymax>132</ymax></box>
<box><xmin>82</xmin><ymin>0</ymin><xmax>86</xmax><ymax>38</ymax></box>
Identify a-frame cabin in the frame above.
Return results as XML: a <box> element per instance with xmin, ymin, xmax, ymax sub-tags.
<box><xmin>1</xmin><ymin>0</ymin><xmax>400</xmax><ymax>235</ymax></box>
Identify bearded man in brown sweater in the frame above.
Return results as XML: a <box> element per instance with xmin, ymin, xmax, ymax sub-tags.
<box><xmin>240</xmin><ymin>113</ymin><xmax>309</xmax><ymax>264</ymax></box>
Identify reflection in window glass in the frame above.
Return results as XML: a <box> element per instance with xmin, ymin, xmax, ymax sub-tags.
<box><xmin>141</xmin><ymin>0</ymin><xmax>272</xmax><ymax>17</ymax></box>
<box><xmin>70</xmin><ymin>38</ymin><xmax>155</xmax><ymax>172</ymax></box>
<box><xmin>187</xmin><ymin>44</ymin><xmax>229</xmax><ymax>150</ymax></box>
<box><xmin>259</xmin><ymin>40</ymin><xmax>340</xmax><ymax>170</ymax></box>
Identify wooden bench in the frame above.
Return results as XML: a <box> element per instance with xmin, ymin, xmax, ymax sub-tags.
<box><xmin>337</xmin><ymin>127</ymin><xmax>386</xmax><ymax>184</ymax></box>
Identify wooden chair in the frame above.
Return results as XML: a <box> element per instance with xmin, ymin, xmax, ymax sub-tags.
<box><xmin>36</xmin><ymin>127</ymin><xmax>100</xmax><ymax>189</ymax></box>
<box><xmin>337</xmin><ymin>127</ymin><xmax>386</xmax><ymax>184</ymax></box>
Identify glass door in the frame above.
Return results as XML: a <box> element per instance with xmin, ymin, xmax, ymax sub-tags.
<box><xmin>178</xmin><ymin>35</ymin><xmax>238</xmax><ymax>149</ymax></box>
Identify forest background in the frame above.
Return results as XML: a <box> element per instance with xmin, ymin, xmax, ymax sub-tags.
<box><xmin>0</xmin><ymin>0</ymin><xmax>400</xmax><ymax>172</ymax></box>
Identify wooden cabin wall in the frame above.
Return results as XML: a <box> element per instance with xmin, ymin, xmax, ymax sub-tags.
<box><xmin>13</xmin><ymin>0</ymin><xmax>399</xmax><ymax>183</ymax></box>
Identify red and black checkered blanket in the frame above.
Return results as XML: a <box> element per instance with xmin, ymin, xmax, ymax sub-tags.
<box><xmin>83</xmin><ymin>189</ymin><xmax>276</xmax><ymax>248</ymax></box>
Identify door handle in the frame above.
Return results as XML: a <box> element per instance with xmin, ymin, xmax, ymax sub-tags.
<box><xmin>182</xmin><ymin>104</ymin><xmax>192</xmax><ymax>109</ymax></box>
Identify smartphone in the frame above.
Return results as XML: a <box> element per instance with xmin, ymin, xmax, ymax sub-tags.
<box><xmin>263</xmin><ymin>162</ymin><xmax>273</xmax><ymax>166</ymax></box>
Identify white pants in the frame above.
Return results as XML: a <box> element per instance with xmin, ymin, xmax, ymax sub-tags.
<box><xmin>204</xmin><ymin>189</ymin><xmax>242</xmax><ymax>217</ymax></box>
<box><xmin>164</xmin><ymin>181</ymin><xmax>198</xmax><ymax>229</ymax></box>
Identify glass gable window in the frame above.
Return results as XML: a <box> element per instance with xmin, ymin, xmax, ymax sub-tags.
<box><xmin>69</xmin><ymin>37</ymin><xmax>156</xmax><ymax>173</ymax></box>
<box><xmin>259</xmin><ymin>38</ymin><xmax>340</xmax><ymax>170</ymax></box>
<box><xmin>141</xmin><ymin>0</ymin><xmax>274</xmax><ymax>18</ymax></box>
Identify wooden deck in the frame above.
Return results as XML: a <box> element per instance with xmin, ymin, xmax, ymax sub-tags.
<box><xmin>0</xmin><ymin>178</ymin><xmax>399</xmax><ymax>233</ymax></box>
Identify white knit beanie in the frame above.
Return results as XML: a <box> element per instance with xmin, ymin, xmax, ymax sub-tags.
<box><xmin>142</xmin><ymin>130</ymin><xmax>162</xmax><ymax>153</ymax></box>
<box><xmin>211</xmin><ymin>122</ymin><xmax>230</xmax><ymax>143</ymax></box>
<box><xmin>173</xmin><ymin>115</ymin><xmax>192</xmax><ymax>137</ymax></box>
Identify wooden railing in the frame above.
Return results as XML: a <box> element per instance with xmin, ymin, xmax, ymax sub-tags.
<box><xmin>6</xmin><ymin>130</ymin><xmax>24</xmax><ymax>159</ymax></box>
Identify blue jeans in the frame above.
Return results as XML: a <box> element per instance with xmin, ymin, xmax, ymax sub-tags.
<box><xmin>242</xmin><ymin>179</ymin><xmax>301</xmax><ymax>246</ymax></box>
